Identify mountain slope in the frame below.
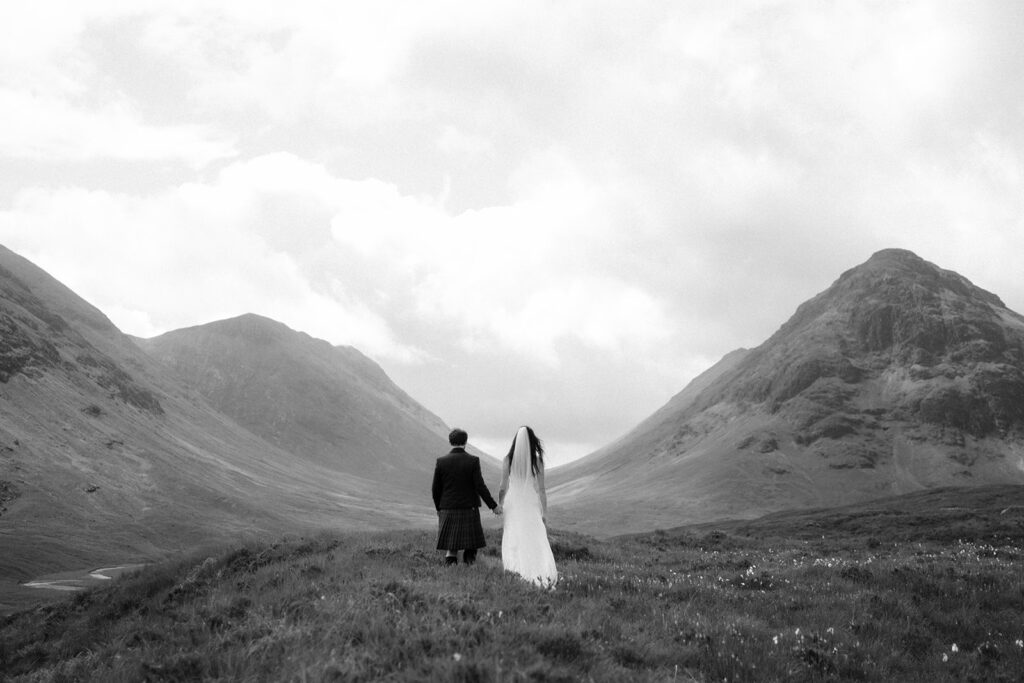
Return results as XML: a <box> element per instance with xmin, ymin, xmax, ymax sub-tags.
<box><xmin>138</xmin><ymin>314</ymin><xmax>473</xmax><ymax>494</ymax></box>
<box><xmin>0</xmin><ymin>246</ymin><xmax>444</xmax><ymax>604</ymax></box>
<box><xmin>551</xmin><ymin>249</ymin><xmax>1024</xmax><ymax>534</ymax></box>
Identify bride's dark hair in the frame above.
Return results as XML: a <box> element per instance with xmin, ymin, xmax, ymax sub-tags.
<box><xmin>506</xmin><ymin>426</ymin><xmax>545</xmax><ymax>476</ymax></box>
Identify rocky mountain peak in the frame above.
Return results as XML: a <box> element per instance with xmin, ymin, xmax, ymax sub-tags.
<box><xmin>708</xmin><ymin>249</ymin><xmax>1024</xmax><ymax>438</ymax></box>
<box><xmin>774</xmin><ymin>249</ymin><xmax>1010</xmax><ymax>362</ymax></box>
<box><xmin>551</xmin><ymin>249</ymin><xmax>1024</xmax><ymax>533</ymax></box>
<box><xmin>838</xmin><ymin>247</ymin><xmax>1004</xmax><ymax>309</ymax></box>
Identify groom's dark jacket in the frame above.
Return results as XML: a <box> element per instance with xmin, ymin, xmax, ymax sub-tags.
<box><xmin>432</xmin><ymin>447</ymin><xmax>498</xmax><ymax>511</ymax></box>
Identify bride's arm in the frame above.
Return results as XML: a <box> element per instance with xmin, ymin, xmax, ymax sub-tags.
<box><xmin>537</xmin><ymin>463</ymin><xmax>547</xmax><ymax>519</ymax></box>
<box><xmin>498</xmin><ymin>456</ymin><xmax>510</xmax><ymax>505</ymax></box>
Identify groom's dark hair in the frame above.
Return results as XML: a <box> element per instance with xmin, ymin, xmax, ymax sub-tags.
<box><xmin>449</xmin><ymin>428</ymin><xmax>468</xmax><ymax>446</ymax></box>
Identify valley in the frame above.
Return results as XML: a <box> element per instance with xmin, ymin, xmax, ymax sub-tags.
<box><xmin>4</xmin><ymin>243</ymin><xmax>1024</xmax><ymax>624</ymax></box>
<box><xmin>0</xmin><ymin>245</ymin><xmax>450</xmax><ymax>598</ymax></box>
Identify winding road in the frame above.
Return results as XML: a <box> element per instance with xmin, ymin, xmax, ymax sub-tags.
<box><xmin>23</xmin><ymin>564</ymin><xmax>147</xmax><ymax>592</ymax></box>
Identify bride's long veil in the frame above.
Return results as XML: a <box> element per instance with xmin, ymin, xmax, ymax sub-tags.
<box><xmin>502</xmin><ymin>426</ymin><xmax>557</xmax><ymax>588</ymax></box>
<box><xmin>509</xmin><ymin>426</ymin><xmax>534</xmax><ymax>490</ymax></box>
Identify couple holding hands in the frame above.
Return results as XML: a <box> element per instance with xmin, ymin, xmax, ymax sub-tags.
<box><xmin>431</xmin><ymin>426</ymin><xmax>557</xmax><ymax>588</ymax></box>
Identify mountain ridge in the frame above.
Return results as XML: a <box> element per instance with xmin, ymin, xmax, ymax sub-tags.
<box><xmin>5</xmin><ymin>242</ymin><xmax>1022</xmax><ymax>579</ymax></box>
<box><xmin>0</xmin><ymin>246</ymin><xmax>454</xmax><ymax>597</ymax></box>
<box><xmin>138</xmin><ymin>312</ymin><xmax>470</xmax><ymax>493</ymax></box>
<box><xmin>550</xmin><ymin>248</ymin><xmax>1024</xmax><ymax>535</ymax></box>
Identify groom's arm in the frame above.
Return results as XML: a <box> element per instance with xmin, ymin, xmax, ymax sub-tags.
<box><xmin>472</xmin><ymin>459</ymin><xmax>498</xmax><ymax>510</ymax></box>
<box><xmin>431</xmin><ymin>461</ymin><xmax>443</xmax><ymax>510</ymax></box>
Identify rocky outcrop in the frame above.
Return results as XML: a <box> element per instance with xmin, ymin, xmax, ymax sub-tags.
<box><xmin>0</xmin><ymin>312</ymin><xmax>60</xmax><ymax>382</ymax></box>
<box><xmin>706</xmin><ymin>249</ymin><xmax>1024</xmax><ymax>441</ymax></box>
<box><xmin>0</xmin><ymin>250</ymin><xmax>162</xmax><ymax>413</ymax></box>
<box><xmin>0</xmin><ymin>480</ymin><xmax>18</xmax><ymax>517</ymax></box>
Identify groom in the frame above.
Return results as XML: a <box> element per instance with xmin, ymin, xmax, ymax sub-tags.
<box><xmin>431</xmin><ymin>428</ymin><xmax>501</xmax><ymax>565</ymax></box>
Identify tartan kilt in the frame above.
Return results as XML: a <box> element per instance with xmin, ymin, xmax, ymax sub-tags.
<box><xmin>436</xmin><ymin>508</ymin><xmax>487</xmax><ymax>550</ymax></box>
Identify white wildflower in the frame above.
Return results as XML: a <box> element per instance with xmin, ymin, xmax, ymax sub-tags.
<box><xmin>453</xmin><ymin>653</ymin><xmax>462</xmax><ymax>662</ymax></box>
<box><xmin>951</xmin><ymin>644</ymin><xmax>958</xmax><ymax>653</ymax></box>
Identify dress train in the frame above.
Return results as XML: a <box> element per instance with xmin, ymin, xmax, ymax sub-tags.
<box><xmin>501</xmin><ymin>479</ymin><xmax>557</xmax><ymax>588</ymax></box>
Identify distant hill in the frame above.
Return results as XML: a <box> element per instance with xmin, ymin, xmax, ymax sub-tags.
<box><xmin>551</xmin><ymin>249</ymin><xmax>1024</xmax><ymax>535</ymax></box>
<box><xmin>0</xmin><ymin>245</ymin><xmax>454</xmax><ymax>600</ymax></box>
<box><xmin>138</xmin><ymin>313</ymin><xmax>480</xmax><ymax>494</ymax></box>
<box><xmin>642</xmin><ymin>483</ymin><xmax>1024</xmax><ymax>545</ymax></box>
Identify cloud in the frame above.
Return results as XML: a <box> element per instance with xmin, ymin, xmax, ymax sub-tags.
<box><xmin>0</xmin><ymin>88</ymin><xmax>235</xmax><ymax>166</ymax></box>
<box><xmin>3</xmin><ymin>0</ymin><xmax>1024</xmax><ymax>462</ymax></box>
<box><xmin>0</xmin><ymin>156</ymin><xmax>415</xmax><ymax>360</ymax></box>
<box><xmin>437</xmin><ymin>126</ymin><xmax>493</xmax><ymax>159</ymax></box>
<box><xmin>0</xmin><ymin>149</ymin><xmax>674</xmax><ymax>368</ymax></box>
<box><xmin>329</xmin><ymin>148</ymin><xmax>674</xmax><ymax>364</ymax></box>
<box><xmin>0</xmin><ymin>1</ymin><xmax>239</xmax><ymax>167</ymax></box>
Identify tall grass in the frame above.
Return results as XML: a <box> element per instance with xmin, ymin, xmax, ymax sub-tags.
<box><xmin>2</xmin><ymin>518</ymin><xmax>1022</xmax><ymax>681</ymax></box>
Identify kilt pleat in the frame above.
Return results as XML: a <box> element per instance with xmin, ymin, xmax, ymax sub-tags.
<box><xmin>436</xmin><ymin>508</ymin><xmax>486</xmax><ymax>550</ymax></box>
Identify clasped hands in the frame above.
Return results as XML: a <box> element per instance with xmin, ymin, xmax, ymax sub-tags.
<box><xmin>491</xmin><ymin>505</ymin><xmax>547</xmax><ymax>525</ymax></box>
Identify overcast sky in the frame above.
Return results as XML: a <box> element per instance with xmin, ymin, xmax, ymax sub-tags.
<box><xmin>2</xmin><ymin>1</ymin><xmax>1023</xmax><ymax>465</ymax></box>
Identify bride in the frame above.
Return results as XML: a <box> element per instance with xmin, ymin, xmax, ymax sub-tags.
<box><xmin>498</xmin><ymin>426</ymin><xmax>557</xmax><ymax>588</ymax></box>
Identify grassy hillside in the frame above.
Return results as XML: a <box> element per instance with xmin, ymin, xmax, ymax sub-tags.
<box><xmin>139</xmin><ymin>314</ymin><xmax>471</xmax><ymax>493</ymax></box>
<box><xmin>0</xmin><ymin>245</ymin><xmax>447</xmax><ymax>589</ymax></box>
<box><xmin>2</xmin><ymin>486</ymin><xmax>1022</xmax><ymax>682</ymax></box>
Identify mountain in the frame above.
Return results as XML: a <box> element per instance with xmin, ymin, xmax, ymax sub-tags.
<box><xmin>551</xmin><ymin>249</ymin><xmax>1024</xmax><ymax>535</ymax></box>
<box><xmin>0</xmin><ymin>245</ymin><xmax>452</xmax><ymax>609</ymax></box>
<box><xmin>138</xmin><ymin>313</ymin><xmax>473</xmax><ymax>494</ymax></box>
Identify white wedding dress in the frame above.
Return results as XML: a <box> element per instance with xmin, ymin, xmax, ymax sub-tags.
<box><xmin>501</xmin><ymin>427</ymin><xmax>558</xmax><ymax>588</ymax></box>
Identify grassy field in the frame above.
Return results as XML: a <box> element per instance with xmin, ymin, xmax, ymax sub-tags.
<box><xmin>1</xmin><ymin>485</ymin><xmax>1022</xmax><ymax>682</ymax></box>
